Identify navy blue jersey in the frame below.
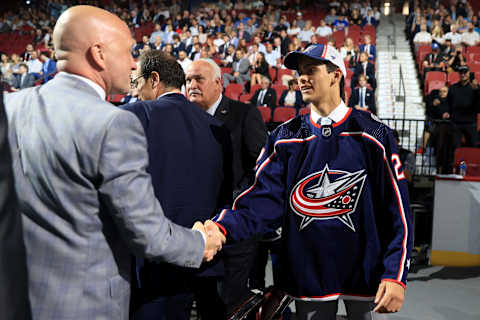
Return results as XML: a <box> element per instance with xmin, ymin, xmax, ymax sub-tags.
<box><xmin>213</xmin><ymin>108</ymin><xmax>413</xmax><ymax>301</ymax></box>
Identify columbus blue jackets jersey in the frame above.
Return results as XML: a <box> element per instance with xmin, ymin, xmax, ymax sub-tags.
<box><xmin>213</xmin><ymin>107</ymin><xmax>413</xmax><ymax>301</ymax></box>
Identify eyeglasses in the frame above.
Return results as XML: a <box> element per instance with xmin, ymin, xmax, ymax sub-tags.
<box><xmin>130</xmin><ymin>74</ymin><xmax>146</xmax><ymax>89</ymax></box>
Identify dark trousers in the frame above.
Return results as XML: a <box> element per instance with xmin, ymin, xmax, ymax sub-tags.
<box><xmin>453</xmin><ymin>122</ymin><xmax>477</xmax><ymax>149</ymax></box>
<box><xmin>133</xmin><ymin>277</ymin><xmax>225</xmax><ymax>320</ymax></box>
<box><xmin>221</xmin><ymin>236</ymin><xmax>260</xmax><ymax>316</ymax></box>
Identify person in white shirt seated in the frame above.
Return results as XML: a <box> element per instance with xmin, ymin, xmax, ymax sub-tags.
<box><xmin>444</xmin><ymin>24</ymin><xmax>463</xmax><ymax>45</ymax></box>
<box><xmin>461</xmin><ymin>22</ymin><xmax>480</xmax><ymax>46</ymax></box>
<box><xmin>298</xmin><ymin>20</ymin><xmax>315</xmax><ymax>43</ymax></box>
<box><xmin>264</xmin><ymin>43</ymin><xmax>281</xmax><ymax>69</ymax></box>
<box><xmin>278</xmin><ymin>78</ymin><xmax>304</xmax><ymax>110</ymax></box>
<box><xmin>316</xmin><ymin>19</ymin><xmax>333</xmax><ymax>38</ymax></box>
<box><xmin>287</xmin><ymin>19</ymin><xmax>301</xmax><ymax>37</ymax></box>
<box><xmin>413</xmin><ymin>23</ymin><xmax>432</xmax><ymax>50</ymax></box>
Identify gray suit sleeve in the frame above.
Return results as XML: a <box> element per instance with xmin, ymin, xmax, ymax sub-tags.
<box><xmin>97</xmin><ymin>110</ymin><xmax>205</xmax><ymax>268</ymax></box>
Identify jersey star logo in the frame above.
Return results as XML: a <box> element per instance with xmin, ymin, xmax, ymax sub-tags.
<box><xmin>289</xmin><ymin>165</ymin><xmax>367</xmax><ymax>232</ymax></box>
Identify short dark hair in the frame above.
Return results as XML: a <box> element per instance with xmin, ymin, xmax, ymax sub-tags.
<box><xmin>139</xmin><ymin>50</ymin><xmax>185</xmax><ymax>89</ymax></box>
<box><xmin>19</xmin><ymin>63</ymin><xmax>28</xmax><ymax>71</ymax></box>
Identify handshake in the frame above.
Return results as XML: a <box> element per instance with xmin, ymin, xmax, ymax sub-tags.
<box><xmin>192</xmin><ymin>220</ymin><xmax>226</xmax><ymax>262</ymax></box>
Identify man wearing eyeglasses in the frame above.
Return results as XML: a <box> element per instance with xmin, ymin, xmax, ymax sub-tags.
<box><xmin>122</xmin><ymin>50</ymin><xmax>233</xmax><ymax>320</ymax></box>
<box><xmin>207</xmin><ymin>44</ymin><xmax>413</xmax><ymax>320</ymax></box>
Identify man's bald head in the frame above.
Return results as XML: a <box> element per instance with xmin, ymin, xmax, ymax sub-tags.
<box><xmin>52</xmin><ymin>6</ymin><xmax>136</xmax><ymax>95</ymax></box>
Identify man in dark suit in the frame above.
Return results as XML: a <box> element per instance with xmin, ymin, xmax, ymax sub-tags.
<box><xmin>352</xmin><ymin>51</ymin><xmax>376</xmax><ymax>90</ymax></box>
<box><xmin>0</xmin><ymin>88</ymin><xmax>31</xmax><ymax>320</ymax></box>
<box><xmin>348</xmin><ymin>74</ymin><xmax>376</xmax><ymax>115</ymax></box>
<box><xmin>186</xmin><ymin>58</ymin><xmax>268</xmax><ymax>315</ymax></box>
<box><xmin>123</xmin><ymin>50</ymin><xmax>233</xmax><ymax>320</ymax></box>
<box><xmin>250</xmin><ymin>76</ymin><xmax>277</xmax><ymax>109</ymax></box>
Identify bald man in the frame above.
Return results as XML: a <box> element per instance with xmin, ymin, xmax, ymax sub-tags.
<box><xmin>4</xmin><ymin>6</ymin><xmax>224</xmax><ymax>320</ymax></box>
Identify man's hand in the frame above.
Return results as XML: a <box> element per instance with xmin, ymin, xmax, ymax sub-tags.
<box><xmin>192</xmin><ymin>220</ymin><xmax>226</xmax><ymax>262</ymax></box>
<box><xmin>442</xmin><ymin>112</ymin><xmax>450</xmax><ymax>119</ymax></box>
<box><xmin>373</xmin><ymin>281</ymin><xmax>405</xmax><ymax>313</ymax></box>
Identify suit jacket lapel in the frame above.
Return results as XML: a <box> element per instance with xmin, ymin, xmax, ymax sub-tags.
<box><xmin>214</xmin><ymin>96</ymin><xmax>230</xmax><ymax>122</ymax></box>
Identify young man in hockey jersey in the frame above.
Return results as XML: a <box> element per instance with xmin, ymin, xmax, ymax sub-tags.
<box><xmin>208</xmin><ymin>44</ymin><xmax>413</xmax><ymax>320</ymax></box>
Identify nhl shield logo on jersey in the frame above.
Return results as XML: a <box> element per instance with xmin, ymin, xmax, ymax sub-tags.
<box><xmin>289</xmin><ymin>165</ymin><xmax>367</xmax><ymax>232</ymax></box>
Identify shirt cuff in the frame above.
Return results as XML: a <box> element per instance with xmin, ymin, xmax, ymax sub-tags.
<box><xmin>195</xmin><ymin>229</ymin><xmax>207</xmax><ymax>247</ymax></box>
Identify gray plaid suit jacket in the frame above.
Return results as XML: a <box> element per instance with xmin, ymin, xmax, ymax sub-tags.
<box><xmin>4</xmin><ymin>72</ymin><xmax>205</xmax><ymax>320</ymax></box>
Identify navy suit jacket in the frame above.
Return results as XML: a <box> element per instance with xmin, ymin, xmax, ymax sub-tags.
<box><xmin>122</xmin><ymin>93</ymin><xmax>233</xmax><ymax>294</ymax></box>
<box><xmin>352</xmin><ymin>62</ymin><xmax>376</xmax><ymax>90</ymax></box>
<box><xmin>359</xmin><ymin>44</ymin><xmax>376</xmax><ymax>61</ymax></box>
<box><xmin>348</xmin><ymin>87</ymin><xmax>377</xmax><ymax>115</ymax></box>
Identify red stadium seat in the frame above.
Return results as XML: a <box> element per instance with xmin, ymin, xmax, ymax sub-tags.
<box><xmin>257</xmin><ymin>106</ymin><xmax>272</xmax><ymax>123</ymax></box>
<box><xmin>272</xmin><ymin>107</ymin><xmax>296</xmax><ymax>123</ymax></box>
<box><xmin>426</xmin><ymin>80</ymin><xmax>445</xmax><ymax>94</ymax></box>
<box><xmin>425</xmin><ymin>71</ymin><xmax>446</xmax><ymax>83</ymax></box>
<box><xmin>224</xmin><ymin>83</ymin><xmax>243</xmax><ymax>100</ymax></box>
<box><xmin>467</xmin><ymin>52</ymin><xmax>480</xmax><ymax>64</ymax></box>
<box><xmin>221</xmin><ymin>67</ymin><xmax>232</xmax><ymax>76</ymax></box>
<box><xmin>250</xmin><ymin>84</ymin><xmax>261</xmax><ymax>94</ymax></box>
<box><xmin>345</xmin><ymin>86</ymin><xmax>352</xmax><ymax>101</ymax></box>
<box><xmin>271</xmin><ymin>84</ymin><xmax>287</xmax><ymax>105</ymax></box>
<box><xmin>298</xmin><ymin>107</ymin><xmax>311</xmax><ymax>115</ymax></box>
<box><xmin>317</xmin><ymin>36</ymin><xmax>328</xmax><ymax>44</ymax></box>
<box><xmin>110</xmin><ymin>94</ymin><xmax>126</xmax><ymax>103</ymax></box>
<box><xmin>268</xmin><ymin>67</ymin><xmax>277</xmax><ymax>83</ymax></box>
<box><xmin>239</xmin><ymin>93</ymin><xmax>252</xmax><ymax>104</ymax></box>
<box><xmin>447</xmin><ymin>72</ymin><xmax>460</xmax><ymax>85</ymax></box>
<box><xmin>362</xmin><ymin>25</ymin><xmax>376</xmax><ymax>34</ymax></box>
<box><xmin>466</xmin><ymin>46</ymin><xmax>480</xmax><ymax>55</ymax></box>
<box><xmin>468</xmin><ymin>64</ymin><xmax>480</xmax><ymax>73</ymax></box>
<box><xmin>276</xmin><ymin>69</ymin><xmax>295</xmax><ymax>85</ymax></box>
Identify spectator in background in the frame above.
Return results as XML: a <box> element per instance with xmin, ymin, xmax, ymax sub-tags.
<box><xmin>423</xmin><ymin>43</ymin><xmax>445</xmax><ymax>73</ymax></box>
<box><xmin>177</xmin><ymin>50</ymin><xmax>192</xmax><ymax>72</ymax></box>
<box><xmin>360</xmin><ymin>34</ymin><xmax>376</xmax><ymax>61</ymax></box>
<box><xmin>250</xmin><ymin>76</ymin><xmax>276</xmax><ymax>109</ymax></box>
<box><xmin>279</xmin><ymin>29</ymin><xmax>291</xmax><ymax>56</ymax></box>
<box><xmin>325</xmin><ymin>7</ymin><xmax>337</xmax><ymax>26</ymax></box>
<box><xmin>348</xmin><ymin>74</ymin><xmax>376</xmax><ymax>114</ymax></box>
<box><xmin>350</xmin><ymin>9</ymin><xmax>363</xmax><ymax>26</ymax></box>
<box><xmin>298</xmin><ymin>20</ymin><xmax>314</xmax><ymax>42</ymax></box>
<box><xmin>11</xmin><ymin>63</ymin><xmax>35</xmax><ymax>91</ymax></box>
<box><xmin>444</xmin><ymin>24</ymin><xmax>462</xmax><ymax>45</ymax></box>
<box><xmin>445</xmin><ymin>65</ymin><xmax>479</xmax><ymax>152</ymax></box>
<box><xmin>425</xmin><ymin>86</ymin><xmax>452</xmax><ymax>173</ymax></box>
<box><xmin>251</xmin><ymin>52</ymin><xmax>270</xmax><ymax>87</ymax></box>
<box><xmin>221</xmin><ymin>45</ymin><xmax>235</xmax><ymax>67</ymax></box>
<box><xmin>362</xmin><ymin>9</ymin><xmax>377</xmax><ymax>27</ymax></box>
<box><xmin>39</xmin><ymin>51</ymin><xmax>56</xmax><ymax>83</ymax></box>
<box><xmin>316</xmin><ymin>19</ymin><xmax>332</xmax><ymax>38</ymax></box>
<box><xmin>26</xmin><ymin>50</ymin><xmax>42</xmax><ymax>80</ymax></box>
<box><xmin>461</xmin><ymin>22</ymin><xmax>480</xmax><ymax>46</ymax></box>
<box><xmin>264</xmin><ymin>42</ymin><xmax>281</xmax><ymax>69</ymax></box>
<box><xmin>278</xmin><ymin>78</ymin><xmax>304</xmax><ymax>110</ymax></box>
<box><xmin>236</xmin><ymin>22</ymin><xmax>251</xmax><ymax>43</ymax></box>
<box><xmin>296</xmin><ymin>12</ymin><xmax>306</xmax><ymax>29</ymax></box>
<box><xmin>333</xmin><ymin>14</ymin><xmax>349</xmax><ymax>32</ymax></box>
<box><xmin>442</xmin><ymin>38</ymin><xmax>455</xmax><ymax>56</ymax></box>
<box><xmin>352</xmin><ymin>51</ymin><xmax>376</xmax><ymax>90</ymax></box>
<box><xmin>222</xmin><ymin>48</ymin><xmax>250</xmax><ymax>92</ymax></box>
<box><xmin>446</xmin><ymin>45</ymin><xmax>467</xmax><ymax>72</ymax></box>
<box><xmin>0</xmin><ymin>53</ymin><xmax>11</xmax><ymax>79</ymax></box>
<box><xmin>340</xmin><ymin>37</ymin><xmax>355</xmax><ymax>60</ymax></box>
<box><xmin>172</xmin><ymin>34</ymin><xmax>186</xmax><ymax>58</ymax></box>
<box><xmin>287</xmin><ymin>19</ymin><xmax>300</xmax><ymax>36</ymax></box>
<box><xmin>413</xmin><ymin>23</ymin><xmax>432</xmax><ymax>48</ymax></box>
<box><xmin>21</xmin><ymin>43</ymin><xmax>34</xmax><ymax>61</ymax></box>
<box><xmin>149</xmin><ymin>23</ymin><xmax>164</xmax><ymax>44</ymax></box>
<box><xmin>431</xmin><ymin>24</ymin><xmax>445</xmax><ymax>45</ymax></box>
<box><xmin>373</xmin><ymin>6</ymin><xmax>381</xmax><ymax>24</ymax></box>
